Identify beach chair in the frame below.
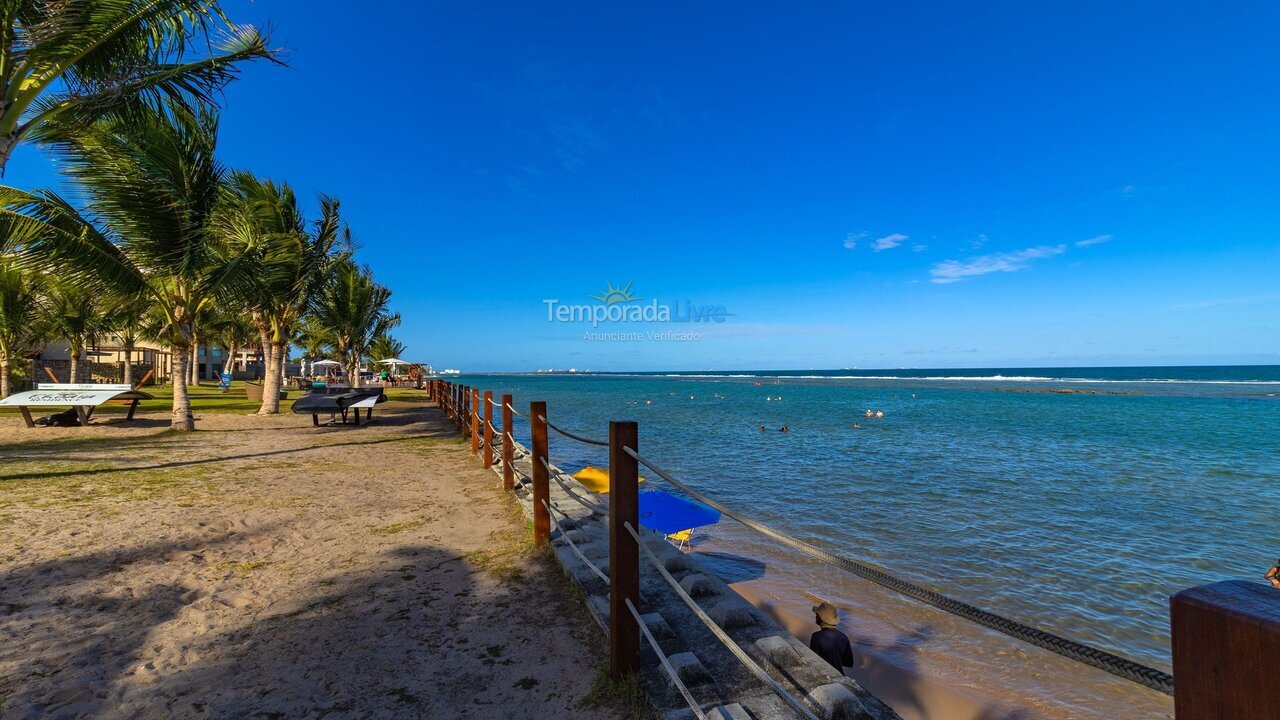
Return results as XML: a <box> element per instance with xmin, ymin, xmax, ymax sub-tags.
<box><xmin>666</xmin><ymin>529</ymin><xmax>693</xmax><ymax>550</ymax></box>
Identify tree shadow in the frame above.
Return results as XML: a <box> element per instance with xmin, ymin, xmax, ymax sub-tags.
<box><xmin>1</xmin><ymin>529</ymin><xmax>271</xmax><ymax>717</ymax></box>
<box><xmin>7</xmin><ymin>542</ymin><xmax>597</xmax><ymax>719</ymax></box>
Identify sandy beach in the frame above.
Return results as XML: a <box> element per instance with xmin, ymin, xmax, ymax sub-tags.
<box><xmin>0</xmin><ymin>394</ymin><xmax>619</xmax><ymax>719</ymax></box>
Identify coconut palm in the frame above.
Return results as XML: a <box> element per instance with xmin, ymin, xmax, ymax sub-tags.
<box><xmin>308</xmin><ymin>260</ymin><xmax>399</xmax><ymax>387</ymax></box>
<box><xmin>43</xmin><ymin>282</ymin><xmax>110</xmax><ymax>383</ymax></box>
<box><xmin>204</xmin><ymin>308</ymin><xmax>256</xmax><ymax>377</ymax></box>
<box><xmin>0</xmin><ymin>257</ymin><xmax>48</xmax><ymax>396</ymax></box>
<box><xmin>215</xmin><ymin>174</ymin><xmax>342</xmax><ymax>413</ymax></box>
<box><xmin>0</xmin><ymin>0</ymin><xmax>274</xmax><ymax>172</ymax></box>
<box><xmin>104</xmin><ymin>295</ymin><xmax>151</xmax><ymax>385</ymax></box>
<box><xmin>366</xmin><ymin>333</ymin><xmax>406</xmax><ymax>365</ymax></box>
<box><xmin>294</xmin><ymin>317</ymin><xmax>330</xmax><ymax>378</ymax></box>
<box><xmin>0</xmin><ymin>102</ymin><xmax>252</xmax><ymax>429</ymax></box>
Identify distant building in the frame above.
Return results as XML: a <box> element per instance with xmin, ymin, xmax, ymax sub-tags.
<box><xmin>26</xmin><ymin>334</ymin><xmax>296</xmax><ymax>387</ymax></box>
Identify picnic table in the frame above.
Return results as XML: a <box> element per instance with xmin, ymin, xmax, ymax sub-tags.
<box><xmin>0</xmin><ymin>383</ymin><xmax>154</xmax><ymax>428</ymax></box>
<box><xmin>291</xmin><ymin>388</ymin><xmax>386</xmax><ymax>427</ymax></box>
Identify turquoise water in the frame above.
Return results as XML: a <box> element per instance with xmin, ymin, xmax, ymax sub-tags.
<box><xmin>457</xmin><ymin>366</ymin><xmax>1279</xmax><ymax>674</ymax></box>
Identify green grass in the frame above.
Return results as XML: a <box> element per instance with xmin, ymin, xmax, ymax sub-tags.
<box><xmin>368</xmin><ymin>519</ymin><xmax>426</xmax><ymax>536</ymax></box>
<box><xmin>576</xmin><ymin>666</ymin><xmax>655</xmax><ymax>720</ymax></box>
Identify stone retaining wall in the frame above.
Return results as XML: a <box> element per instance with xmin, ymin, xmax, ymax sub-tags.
<box><xmin>495</xmin><ymin>444</ymin><xmax>902</xmax><ymax>720</ymax></box>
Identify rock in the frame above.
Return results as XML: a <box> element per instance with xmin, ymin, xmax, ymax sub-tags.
<box><xmin>708</xmin><ymin>599</ymin><xmax>757</xmax><ymax>629</ymax></box>
<box><xmin>751</xmin><ymin>635</ymin><xmax>802</xmax><ymax>669</ymax></box>
<box><xmin>640</xmin><ymin>612</ymin><xmax>675</xmax><ymax>640</ymax></box>
<box><xmin>810</xmin><ymin>682</ymin><xmax>868</xmax><ymax>720</ymax></box>
<box><xmin>678</xmin><ymin>573</ymin><xmax>719</xmax><ymax>598</ymax></box>
<box><xmin>666</xmin><ymin>652</ymin><xmax>713</xmax><ymax>687</ymax></box>
<box><xmin>707</xmin><ymin>704</ymin><xmax>752</xmax><ymax>720</ymax></box>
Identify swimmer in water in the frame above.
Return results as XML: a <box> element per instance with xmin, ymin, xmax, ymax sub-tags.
<box><xmin>1266</xmin><ymin>559</ymin><xmax>1280</xmax><ymax>590</ymax></box>
<box><xmin>759</xmin><ymin>426</ymin><xmax>766</xmax><ymax>432</ymax></box>
<box><xmin>645</xmin><ymin>399</ymin><xmax>653</xmax><ymax>405</ymax></box>
<box><xmin>865</xmin><ymin>409</ymin><xmax>873</xmax><ymax>418</ymax></box>
<box><xmin>779</xmin><ymin>426</ymin><xmax>789</xmax><ymax>433</ymax></box>
<box><xmin>853</xmin><ymin>422</ymin><xmax>860</xmax><ymax>429</ymax></box>
<box><xmin>875</xmin><ymin>410</ymin><xmax>884</xmax><ymax>419</ymax></box>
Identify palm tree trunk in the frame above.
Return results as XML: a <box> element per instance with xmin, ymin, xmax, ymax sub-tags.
<box><xmin>69</xmin><ymin>344</ymin><xmax>81</xmax><ymax>384</ymax></box>
<box><xmin>0</xmin><ymin>357</ymin><xmax>10</xmax><ymax>398</ymax></box>
<box><xmin>170</xmin><ymin>346</ymin><xmax>195</xmax><ymax>431</ymax></box>
<box><xmin>189</xmin><ymin>335</ymin><xmax>200</xmax><ymax>386</ymax></box>
<box><xmin>259</xmin><ymin>340</ymin><xmax>284</xmax><ymax>414</ymax></box>
<box><xmin>223</xmin><ymin>342</ymin><xmax>237</xmax><ymax>375</ymax></box>
<box><xmin>123</xmin><ymin>346</ymin><xmax>133</xmax><ymax>385</ymax></box>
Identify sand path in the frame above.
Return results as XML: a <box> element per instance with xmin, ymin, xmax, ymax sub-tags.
<box><xmin>0</xmin><ymin>395</ymin><xmax>617</xmax><ymax>719</ymax></box>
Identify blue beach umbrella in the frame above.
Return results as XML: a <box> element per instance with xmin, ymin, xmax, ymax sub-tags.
<box><xmin>638</xmin><ymin>489</ymin><xmax>722</xmax><ymax>535</ymax></box>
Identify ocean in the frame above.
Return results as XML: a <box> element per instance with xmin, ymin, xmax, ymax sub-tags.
<box><xmin>453</xmin><ymin>366</ymin><xmax>1279</xmax><ymax>718</ymax></box>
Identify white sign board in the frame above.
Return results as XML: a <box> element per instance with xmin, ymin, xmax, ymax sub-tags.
<box><xmin>37</xmin><ymin>383</ymin><xmax>134</xmax><ymax>392</ymax></box>
<box><xmin>0</xmin><ymin>389</ymin><xmax>130</xmax><ymax>407</ymax></box>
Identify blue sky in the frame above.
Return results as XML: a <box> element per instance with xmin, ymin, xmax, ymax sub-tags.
<box><xmin>9</xmin><ymin>2</ymin><xmax>1279</xmax><ymax>371</ymax></box>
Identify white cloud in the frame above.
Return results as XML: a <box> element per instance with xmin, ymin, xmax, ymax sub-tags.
<box><xmin>1076</xmin><ymin>234</ymin><xmax>1112</xmax><ymax>247</ymax></box>
<box><xmin>843</xmin><ymin>231</ymin><xmax>867</xmax><ymax>250</ymax></box>
<box><xmin>871</xmin><ymin>233</ymin><xmax>908</xmax><ymax>252</ymax></box>
<box><xmin>911</xmin><ymin>243</ymin><xmax>928</xmax><ymax>253</ymax></box>
<box><xmin>970</xmin><ymin>233</ymin><xmax>988</xmax><ymax>249</ymax></box>
<box><xmin>930</xmin><ymin>245</ymin><xmax>1067</xmax><ymax>284</ymax></box>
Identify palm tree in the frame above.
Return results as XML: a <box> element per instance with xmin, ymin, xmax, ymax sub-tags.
<box><xmin>204</xmin><ymin>308</ymin><xmax>255</xmax><ymax>380</ymax></box>
<box><xmin>309</xmin><ymin>260</ymin><xmax>399</xmax><ymax>387</ymax></box>
<box><xmin>215</xmin><ymin>174</ymin><xmax>341</xmax><ymax>412</ymax></box>
<box><xmin>366</xmin><ymin>333</ymin><xmax>406</xmax><ymax>364</ymax></box>
<box><xmin>105</xmin><ymin>296</ymin><xmax>149</xmax><ymax>385</ymax></box>
<box><xmin>43</xmin><ymin>282</ymin><xmax>110</xmax><ymax>383</ymax></box>
<box><xmin>0</xmin><ymin>0</ymin><xmax>275</xmax><ymax>172</ymax></box>
<box><xmin>0</xmin><ymin>102</ymin><xmax>252</xmax><ymax>429</ymax></box>
<box><xmin>0</xmin><ymin>257</ymin><xmax>48</xmax><ymax>396</ymax></box>
<box><xmin>294</xmin><ymin>317</ymin><xmax>330</xmax><ymax>379</ymax></box>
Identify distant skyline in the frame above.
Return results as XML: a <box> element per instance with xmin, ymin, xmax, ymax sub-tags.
<box><xmin>9</xmin><ymin>2</ymin><xmax>1278</xmax><ymax>371</ymax></box>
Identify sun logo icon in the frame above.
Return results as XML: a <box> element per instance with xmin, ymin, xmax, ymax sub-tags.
<box><xmin>590</xmin><ymin>281</ymin><xmax>642</xmax><ymax>305</ymax></box>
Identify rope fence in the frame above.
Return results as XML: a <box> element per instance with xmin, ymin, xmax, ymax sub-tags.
<box><xmin>544</xmin><ymin>498</ymin><xmax>610</xmax><ymax>584</ymax></box>
<box><xmin>538</xmin><ymin>414</ymin><xmax>609</xmax><ymax>447</ymax></box>
<box><xmin>433</xmin><ymin>379</ymin><xmax>1204</xmax><ymax>712</ymax></box>
<box><xmin>626</xmin><ymin>597</ymin><xmax>707</xmax><ymax>720</ymax></box>
<box><xmin>626</xmin><ymin>521</ymin><xmax>822</xmax><ymax>720</ymax></box>
<box><xmin>622</xmin><ymin>446</ymin><xmax>1175</xmax><ymax>696</ymax></box>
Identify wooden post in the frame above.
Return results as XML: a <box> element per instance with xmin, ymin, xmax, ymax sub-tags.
<box><xmin>470</xmin><ymin>388</ymin><xmax>480</xmax><ymax>454</ymax></box>
<box><xmin>1171</xmin><ymin>580</ymin><xmax>1280</xmax><ymax>719</ymax></box>
<box><xmin>609</xmin><ymin>420</ymin><xmax>640</xmax><ymax>679</ymax></box>
<box><xmin>530</xmin><ymin>401</ymin><xmax>550</xmax><ymax>545</ymax></box>
<box><xmin>461</xmin><ymin>385</ymin><xmax>469</xmax><ymax>434</ymax></box>
<box><xmin>483</xmin><ymin>391</ymin><xmax>494</xmax><ymax>468</ymax></box>
<box><xmin>502</xmin><ymin>394</ymin><xmax>514</xmax><ymax>491</ymax></box>
<box><xmin>43</xmin><ymin>366</ymin><xmax>60</xmax><ymax>383</ymax></box>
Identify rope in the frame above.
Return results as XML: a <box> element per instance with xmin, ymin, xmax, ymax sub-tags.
<box><xmin>625</xmin><ymin>522</ymin><xmax>822</xmax><ymax>720</ymax></box>
<box><xmin>623</xmin><ymin>447</ymin><xmax>1174</xmax><ymax>696</ymax></box>
<box><xmin>543</xmin><ymin>499</ymin><xmax>609</xmax><ymax>584</ymax></box>
<box><xmin>506</xmin><ymin>403</ymin><xmax>523</xmax><ymax>417</ymax></box>
<box><xmin>537</xmin><ymin>414</ymin><xmax>609</xmax><ymax>446</ymax></box>
<box><xmin>540</xmin><ymin>456</ymin><xmax>607</xmax><ymax>513</ymax></box>
<box><xmin>625</xmin><ymin>597</ymin><xmax>707</xmax><ymax>720</ymax></box>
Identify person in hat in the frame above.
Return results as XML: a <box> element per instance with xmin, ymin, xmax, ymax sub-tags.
<box><xmin>809</xmin><ymin>601</ymin><xmax>853</xmax><ymax>673</ymax></box>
